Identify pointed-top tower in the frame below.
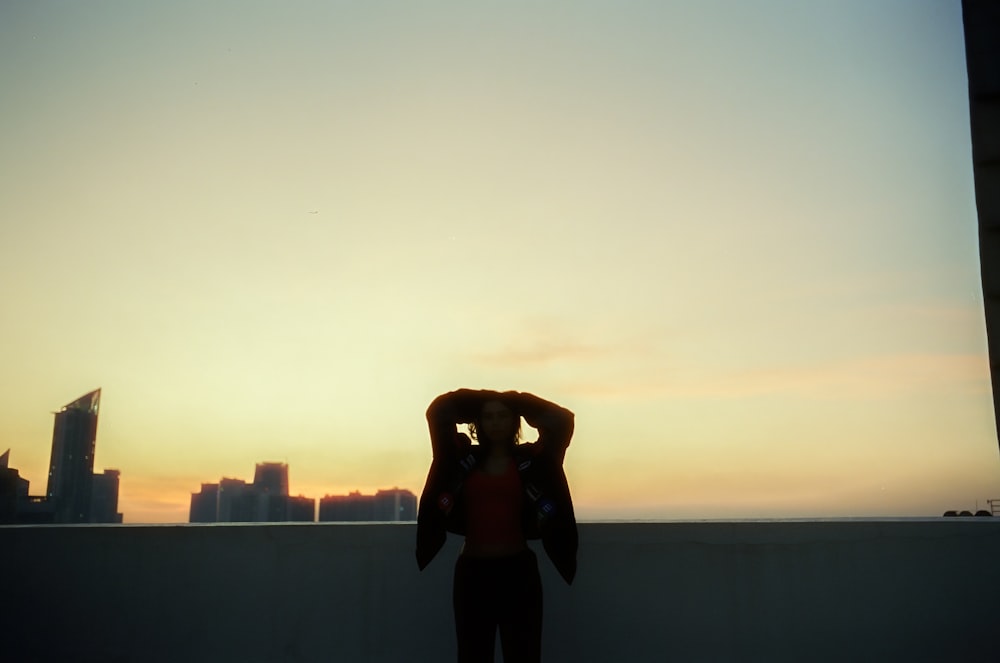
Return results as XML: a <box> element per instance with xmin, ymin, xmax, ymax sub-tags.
<box><xmin>47</xmin><ymin>389</ymin><xmax>102</xmax><ymax>523</ymax></box>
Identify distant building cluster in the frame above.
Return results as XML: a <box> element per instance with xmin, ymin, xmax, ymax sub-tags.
<box><xmin>190</xmin><ymin>462</ymin><xmax>315</xmax><ymax>522</ymax></box>
<box><xmin>0</xmin><ymin>389</ymin><xmax>122</xmax><ymax>524</ymax></box>
<box><xmin>319</xmin><ymin>488</ymin><xmax>417</xmax><ymax>522</ymax></box>
<box><xmin>189</xmin><ymin>463</ymin><xmax>416</xmax><ymax>523</ymax></box>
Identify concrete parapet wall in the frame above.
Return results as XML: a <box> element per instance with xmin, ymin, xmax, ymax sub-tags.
<box><xmin>4</xmin><ymin>520</ymin><xmax>999</xmax><ymax>662</ymax></box>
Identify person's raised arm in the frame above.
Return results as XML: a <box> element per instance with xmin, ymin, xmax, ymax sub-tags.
<box><xmin>504</xmin><ymin>391</ymin><xmax>574</xmax><ymax>463</ymax></box>
<box><xmin>426</xmin><ymin>389</ymin><xmax>499</xmax><ymax>460</ymax></box>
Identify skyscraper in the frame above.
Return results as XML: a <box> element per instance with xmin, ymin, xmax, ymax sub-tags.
<box><xmin>217</xmin><ymin>478</ymin><xmax>256</xmax><ymax>522</ymax></box>
<box><xmin>287</xmin><ymin>495</ymin><xmax>316</xmax><ymax>522</ymax></box>
<box><xmin>374</xmin><ymin>488</ymin><xmax>417</xmax><ymax>522</ymax></box>
<box><xmin>90</xmin><ymin>469</ymin><xmax>123</xmax><ymax>523</ymax></box>
<box><xmin>0</xmin><ymin>449</ymin><xmax>30</xmax><ymax>524</ymax></box>
<box><xmin>190</xmin><ymin>483</ymin><xmax>219</xmax><ymax>523</ymax></box>
<box><xmin>46</xmin><ymin>389</ymin><xmax>101</xmax><ymax>523</ymax></box>
<box><xmin>318</xmin><ymin>488</ymin><xmax>417</xmax><ymax>522</ymax></box>
<box><xmin>319</xmin><ymin>491</ymin><xmax>375</xmax><ymax>522</ymax></box>
<box><xmin>253</xmin><ymin>462</ymin><xmax>289</xmax><ymax>495</ymax></box>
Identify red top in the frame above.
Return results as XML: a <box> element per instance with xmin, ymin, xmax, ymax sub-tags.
<box><xmin>463</xmin><ymin>460</ymin><xmax>525</xmax><ymax>547</ymax></box>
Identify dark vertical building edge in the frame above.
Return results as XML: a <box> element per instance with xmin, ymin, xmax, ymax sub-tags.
<box><xmin>963</xmin><ymin>0</ymin><xmax>1000</xmax><ymax>458</ymax></box>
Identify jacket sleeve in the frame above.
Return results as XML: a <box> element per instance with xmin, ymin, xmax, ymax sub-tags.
<box><xmin>505</xmin><ymin>392</ymin><xmax>574</xmax><ymax>464</ymax></box>
<box><xmin>426</xmin><ymin>389</ymin><xmax>500</xmax><ymax>460</ymax></box>
<box><xmin>417</xmin><ymin>389</ymin><xmax>489</xmax><ymax>571</ymax></box>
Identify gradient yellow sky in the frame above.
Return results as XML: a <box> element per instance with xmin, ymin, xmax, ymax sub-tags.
<box><xmin>2</xmin><ymin>1</ymin><xmax>997</xmax><ymax>523</ymax></box>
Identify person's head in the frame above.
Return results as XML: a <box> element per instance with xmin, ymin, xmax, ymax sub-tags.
<box><xmin>469</xmin><ymin>399</ymin><xmax>521</xmax><ymax>450</ymax></box>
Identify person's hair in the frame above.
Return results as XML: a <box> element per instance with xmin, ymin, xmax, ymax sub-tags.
<box><xmin>467</xmin><ymin>400</ymin><xmax>522</xmax><ymax>447</ymax></box>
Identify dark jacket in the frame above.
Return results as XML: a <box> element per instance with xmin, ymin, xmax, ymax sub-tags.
<box><xmin>415</xmin><ymin>389</ymin><xmax>578</xmax><ymax>584</ymax></box>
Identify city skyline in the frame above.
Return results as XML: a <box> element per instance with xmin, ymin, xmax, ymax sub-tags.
<box><xmin>5</xmin><ymin>384</ymin><xmax>995</xmax><ymax>523</ymax></box>
<box><xmin>4</xmin><ymin>397</ymin><xmax>421</xmax><ymax>524</ymax></box>
<box><xmin>2</xmin><ymin>389</ymin><xmax>122</xmax><ymax>524</ymax></box>
<box><xmin>188</xmin><ymin>458</ymin><xmax>416</xmax><ymax>523</ymax></box>
<box><xmin>2</xmin><ymin>2</ymin><xmax>999</xmax><ymax>523</ymax></box>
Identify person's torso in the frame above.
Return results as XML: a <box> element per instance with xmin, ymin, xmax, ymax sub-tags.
<box><xmin>462</xmin><ymin>458</ymin><xmax>526</xmax><ymax>555</ymax></box>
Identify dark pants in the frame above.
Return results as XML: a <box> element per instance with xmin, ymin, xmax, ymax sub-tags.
<box><xmin>453</xmin><ymin>549</ymin><xmax>543</xmax><ymax>663</ymax></box>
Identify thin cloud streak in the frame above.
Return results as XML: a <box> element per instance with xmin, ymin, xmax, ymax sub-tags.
<box><xmin>562</xmin><ymin>353</ymin><xmax>991</xmax><ymax>401</ymax></box>
<box><xmin>469</xmin><ymin>341</ymin><xmax>610</xmax><ymax>367</ymax></box>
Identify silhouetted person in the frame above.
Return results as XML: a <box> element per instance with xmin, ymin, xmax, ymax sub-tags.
<box><xmin>417</xmin><ymin>389</ymin><xmax>577</xmax><ymax>663</ymax></box>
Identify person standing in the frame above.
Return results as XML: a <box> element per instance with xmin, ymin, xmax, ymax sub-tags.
<box><xmin>416</xmin><ymin>388</ymin><xmax>577</xmax><ymax>663</ymax></box>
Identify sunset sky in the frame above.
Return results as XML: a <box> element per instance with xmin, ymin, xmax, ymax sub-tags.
<box><xmin>2</xmin><ymin>1</ymin><xmax>997</xmax><ymax>523</ymax></box>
